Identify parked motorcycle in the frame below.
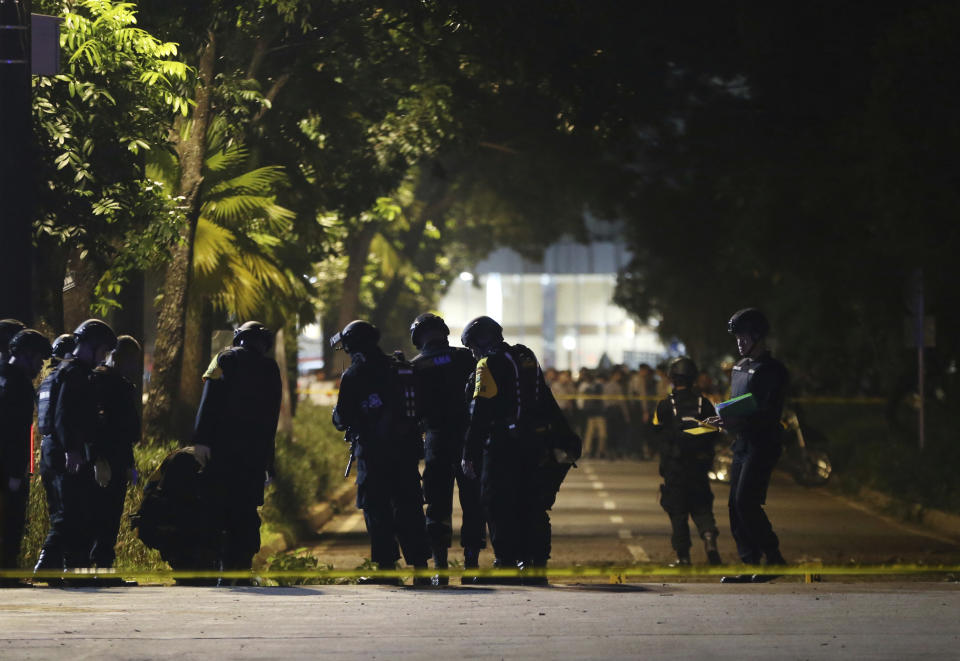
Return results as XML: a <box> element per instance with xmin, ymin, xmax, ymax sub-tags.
<box><xmin>709</xmin><ymin>406</ymin><xmax>832</xmax><ymax>487</ymax></box>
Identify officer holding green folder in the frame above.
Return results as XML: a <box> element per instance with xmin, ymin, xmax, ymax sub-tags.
<box><xmin>705</xmin><ymin>308</ymin><xmax>789</xmax><ymax>583</ymax></box>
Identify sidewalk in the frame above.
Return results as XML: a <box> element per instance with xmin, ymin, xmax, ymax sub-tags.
<box><xmin>1</xmin><ymin>582</ymin><xmax>958</xmax><ymax>660</ymax></box>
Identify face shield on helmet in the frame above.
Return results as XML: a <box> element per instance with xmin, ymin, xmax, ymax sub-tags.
<box><xmin>330</xmin><ymin>320</ymin><xmax>380</xmax><ymax>354</ymax></box>
<box><xmin>233</xmin><ymin>321</ymin><xmax>273</xmax><ymax>355</ymax></box>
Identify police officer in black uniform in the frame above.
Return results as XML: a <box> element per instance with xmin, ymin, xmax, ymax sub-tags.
<box><xmin>652</xmin><ymin>356</ymin><xmax>722</xmax><ymax>566</ymax></box>
<box><xmin>707</xmin><ymin>308</ymin><xmax>789</xmax><ymax>583</ymax></box>
<box><xmin>89</xmin><ymin>335</ymin><xmax>142</xmax><ymax>571</ymax></box>
<box><xmin>0</xmin><ymin>330</ymin><xmax>52</xmax><ymax>584</ymax></box>
<box><xmin>193</xmin><ymin>321</ymin><xmax>282</xmax><ymax>579</ymax></box>
<box><xmin>0</xmin><ymin>319</ymin><xmax>26</xmax><ymax>365</ymax></box>
<box><xmin>409</xmin><ymin>313</ymin><xmax>485</xmax><ymax>585</ymax></box>
<box><xmin>331</xmin><ymin>320</ymin><xmax>431</xmax><ymax>585</ymax></box>
<box><xmin>460</xmin><ymin>316</ymin><xmax>568</xmax><ymax>584</ymax></box>
<box><xmin>35</xmin><ymin>319</ymin><xmax>117</xmax><ymax>574</ymax></box>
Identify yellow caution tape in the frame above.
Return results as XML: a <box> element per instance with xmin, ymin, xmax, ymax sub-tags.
<box><xmin>6</xmin><ymin>564</ymin><xmax>958</xmax><ymax>582</ymax></box>
<box><xmin>297</xmin><ymin>388</ymin><xmax>884</xmax><ymax>405</ymax></box>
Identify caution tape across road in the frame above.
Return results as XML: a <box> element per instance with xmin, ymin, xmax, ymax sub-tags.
<box><xmin>6</xmin><ymin>563</ymin><xmax>958</xmax><ymax>584</ymax></box>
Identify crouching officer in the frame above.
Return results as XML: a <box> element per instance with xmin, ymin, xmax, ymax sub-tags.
<box><xmin>652</xmin><ymin>356</ymin><xmax>722</xmax><ymax>567</ymax></box>
<box><xmin>460</xmin><ymin>316</ymin><xmax>567</xmax><ymax>584</ymax></box>
<box><xmin>36</xmin><ymin>319</ymin><xmax>117</xmax><ymax>575</ymax></box>
<box><xmin>706</xmin><ymin>308</ymin><xmax>789</xmax><ymax>583</ymax></box>
<box><xmin>89</xmin><ymin>336</ymin><xmax>142</xmax><ymax>572</ymax></box>
<box><xmin>331</xmin><ymin>320</ymin><xmax>431</xmax><ymax>585</ymax></box>
<box><xmin>0</xmin><ymin>330</ymin><xmax>52</xmax><ymax>584</ymax></box>
<box><xmin>409</xmin><ymin>313</ymin><xmax>485</xmax><ymax>585</ymax></box>
<box><xmin>193</xmin><ymin>321</ymin><xmax>282</xmax><ymax>580</ymax></box>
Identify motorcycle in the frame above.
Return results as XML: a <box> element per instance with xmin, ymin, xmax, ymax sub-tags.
<box><xmin>709</xmin><ymin>406</ymin><xmax>832</xmax><ymax>487</ymax></box>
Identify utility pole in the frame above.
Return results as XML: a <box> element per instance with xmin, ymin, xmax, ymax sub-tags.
<box><xmin>0</xmin><ymin>0</ymin><xmax>33</xmax><ymax>324</ymax></box>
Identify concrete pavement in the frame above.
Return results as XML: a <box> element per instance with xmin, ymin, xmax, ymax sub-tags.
<box><xmin>1</xmin><ymin>582</ymin><xmax>959</xmax><ymax>660</ymax></box>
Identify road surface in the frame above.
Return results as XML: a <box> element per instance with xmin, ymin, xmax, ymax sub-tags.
<box><xmin>308</xmin><ymin>458</ymin><xmax>960</xmax><ymax>572</ymax></box>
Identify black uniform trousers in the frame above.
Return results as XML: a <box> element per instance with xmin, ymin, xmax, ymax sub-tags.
<box><xmin>422</xmin><ymin>430</ymin><xmax>485</xmax><ymax>551</ymax></box>
<box><xmin>728</xmin><ymin>442</ymin><xmax>782</xmax><ymax>565</ymax></box>
<box><xmin>481</xmin><ymin>441</ymin><xmax>551</xmax><ymax>567</ymax></box>
<box><xmin>41</xmin><ymin>469</ymin><xmax>95</xmax><ymax>568</ymax></box>
<box><xmin>659</xmin><ymin>465</ymin><xmax>717</xmax><ymax>553</ymax></box>
<box><xmin>358</xmin><ymin>454</ymin><xmax>430</xmax><ymax>569</ymax></box>
<box><xmin>89</xmin><ymin>472</ymin><xmax>129</xmax><ymax>568</ymax></box>
<box><xmin>207</xmin><ymin>463</ymin><xmax>263</xmax><ymax>570</ymax></box>
<box><xmin>0</xmin><ymin>482</ymin><xmax>30</xmax><ymax>569</ymax></box>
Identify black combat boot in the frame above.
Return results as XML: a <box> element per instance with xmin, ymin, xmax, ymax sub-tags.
<box><xmin>461</xmin><ymin>547</ymin><xmax>480</xmax><ymax>585</ymax></box>
<box><xmin>703</xmin><ymin>531</ymin><xmax>722</xmax><ymax>566</ymax></box>
<box><xmin>669</xmin><ymin>551</ymin><xmax>692</xmax><ymax>568</ymax></box>
<box><xmin>32</xmin><ymin>550</ymin><xmax>64</xmax><ymax>587</ymax></box>
<box><xmin>431</xmin><ymin>546</ymin><xmax>449</xmax><ymax>586</ymax></box>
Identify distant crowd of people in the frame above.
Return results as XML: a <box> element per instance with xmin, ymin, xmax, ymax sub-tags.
<box><xmin>544</xmin><ymin>362</ymin><xmax>726</xmax><ymax>461</ymax></box>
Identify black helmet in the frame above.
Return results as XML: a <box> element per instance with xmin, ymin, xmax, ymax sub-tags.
<box><xmin>460</xmin><ymin>316</ymin><xmax>503</xmax><ymax>353</ymax></box>
<box><xmin>74</xmin><ymin>319</ymin><xmax>118</xmax><ymax>351</ymax></box>
<box><xmin>668</xmin><ymin>356</ymin><xmax>698</xmax><ymax>385</ymax></box>
<box><xmin>0</xmin><ymin>319</ymin><xmax>26</xmax><ymax>354</ymax></box>
<box><xmin>727</xmin><ymin>308</ymin><xmax>770</xmax><ymax>339</ymax></box>
<box><xmin>410</xmin><ymin>313</ymin><xmax>449</xmax><ymax>349</ymax></box>
<box><xmin>233</xmin><ymin>320</ymin><xmax>273</xmax><ymax>354</ymax></box>
<box><xmin>8</xmin><ymin>329</ymin><xmax>52</xmax><ymax>360</ymax></box>
<box><xmin>331</xmin><ymin>320</ymin><xmax>380</xmax><ymax>353</ymax></box>
<box><xmin>51</xmin><ymin>333</ymin><xmax>77</xmax><ymax>359</ymax></box>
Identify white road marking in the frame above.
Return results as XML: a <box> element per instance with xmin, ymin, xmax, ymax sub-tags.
<box><xmin>591</xmin><ymin>481</ymin><xmax>604</xmax><ymax>490</ymax></box>
<box><xmin>603</xmin><ymin>501</ymin><xmax>616</xmax><ymax>511</ymax></box>
<box><xmin>618</xmin><ymin>529</ymin><xmax>632</xmax><ymax>540</ymax></box>
<box><xmin>627</xmin><ymin>545</ymin><xmax>650</xmax><ymax>562</ymax></box>
<box><xmin>609</xmin><ymin>515</ymin><xmax>624</xmax><ymax>524</ymax></box>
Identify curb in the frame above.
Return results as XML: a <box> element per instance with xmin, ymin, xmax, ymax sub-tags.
<box><xmin>305</xmin><ymin>480</ymin><xmax>358</xmax><ymax>532</ymax></box>
<box><xmin>255</xmin><ymin>481</ymin><xmax>358</xmax><ymax>566</ymax></box>
<box><xmin>855</xmin><ymin>485</ymin><xmax>960</xmax><ymax>541</ymax></box>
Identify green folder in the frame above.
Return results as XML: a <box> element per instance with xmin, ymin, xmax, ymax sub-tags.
<box><xmin>716</xmin><ymin>392</ymin><xmax>757</xmax><ymax>420</ymax></box>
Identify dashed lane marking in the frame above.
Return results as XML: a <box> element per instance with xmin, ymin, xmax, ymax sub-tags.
<box><xmin>603</xmin><ymin>501</ymin><xmax>616</xmax><ymax>511</ymax></box>
<box><xmin>591</xmin><ymin>481</ymin><xmax>604</xmax><ymax>490</ymax></box>
<box><xmin>627</xmin><ymin>545</ymin><xmax>650</xmax><ymax>562</ymax></box>
<box><xmin>618</xmin><ymin>529</ymin><xmax>632</xmax><ymax>540</ymax></box>
<box><xmin>609</xmin><ymin>515</ymin><xmax>624</xmax><ymax>524</ymax></box>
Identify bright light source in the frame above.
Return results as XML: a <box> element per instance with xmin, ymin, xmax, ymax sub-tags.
<box><xmin>562</xmin><ymin>334</ymin><xmax>577</xmax><ymax>351</ymax></box>
<box><xmin>459</xmin><ymin>271</ymin><xmax>474</xmax><ymax>282</ymax></box>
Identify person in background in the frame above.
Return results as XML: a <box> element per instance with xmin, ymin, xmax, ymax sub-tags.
<box><xmin>577</xmin><ymin>369</ymin><xmax>607</xmax><ymax>458</ymax></box>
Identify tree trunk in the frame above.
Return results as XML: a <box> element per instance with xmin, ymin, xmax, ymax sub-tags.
<box><xmin>144</xmin><ymin>33</ymin><xmax>217</xmax><ymax>442</ymax></box>
<box><xmin>337</xmin><ymin>223</ymin><xmax>377</xmax><ymax>332</ymax></box>
<box><xmin>274</xmin><ymin>326</ymin><xmax>294</xmax><ymax>439</ymax></box>
<box><xmin>176</xmin><ymin>286</ymin><xmax>206</xmax><ymax>434</ymax></box>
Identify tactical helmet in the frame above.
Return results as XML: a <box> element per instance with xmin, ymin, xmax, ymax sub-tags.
<box><xmin>8</xmin><ymin>329</ymin><xmax>52</xmax><ymax>360</ymax></box>
<box><xmin>410</xmin><ymin>313</ymin><xmax>449</xmax><ymax>349</ymax></box>
<box><xmin>460</xmin><ymin>316</ymin><xmax>503</xmax><ymax>353</ymax></box>
<box><xmin>0</xmin><ymin>319</ymin><xmax>26</xmax><ymax>354</ymax></box>
<box><xmin>331</xmin><ymin>320</ymin><xmax>380</xmax><ymax>353</ymax></box>
<box><xmin>668</xmin><ymin>356</ymin><xmax>698</xmax><ymax>385</ymax></box>
<box><xmin>74</xmin><ymin>319</ymin><xmax>118</xmax><ymax>351</ymax></box>
<box><xmin>233</xmin><ymin>320</ymin><xmax>273</xmax><ymax>354</ymax></box>
<box><xmin>727</xmin><ymin>308</ymin><xmax>770</xmax><ymax>339</ymax></box>
<box><xmin>51</xmin><ymin>333</ymin><xmax>77</xmax><ymax>359</ymax></box>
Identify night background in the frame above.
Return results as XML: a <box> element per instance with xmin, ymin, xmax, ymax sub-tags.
<box><xmin>1</xmin><ymin>0</ymin><xmax>958</xmax><ymax>588</ymax></box>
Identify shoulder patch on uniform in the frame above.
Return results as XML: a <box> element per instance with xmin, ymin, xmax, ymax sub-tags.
<box><xmin>203</xmin><ymin>354</ymin><xmax>222</xmax><ymax>381</ymax></box>
<box><xmin>473</xmin><ymin>357</ymin><xmax>498</xmax><ymax>399</ymax></box>
<box><xmin>652</xmin><ymin>409</ymin><xmax>660</xmax><ymax>426</ymax></box>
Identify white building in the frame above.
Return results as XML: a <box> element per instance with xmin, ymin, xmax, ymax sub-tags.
<box><xmin>438</xmin><ymin>239</ymin><xmax>666</xmax><ymax>371</ymax></box>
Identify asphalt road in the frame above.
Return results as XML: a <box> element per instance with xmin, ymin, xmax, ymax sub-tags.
<box><xmin>308</xmin><ymin>458</ymin><xmax>960</xmax><ymax>573</ymax></box>
<box><xmin>1</xmin><ymin>459</ymin><xmax>959</xmax><ymax>660</ymax></box>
